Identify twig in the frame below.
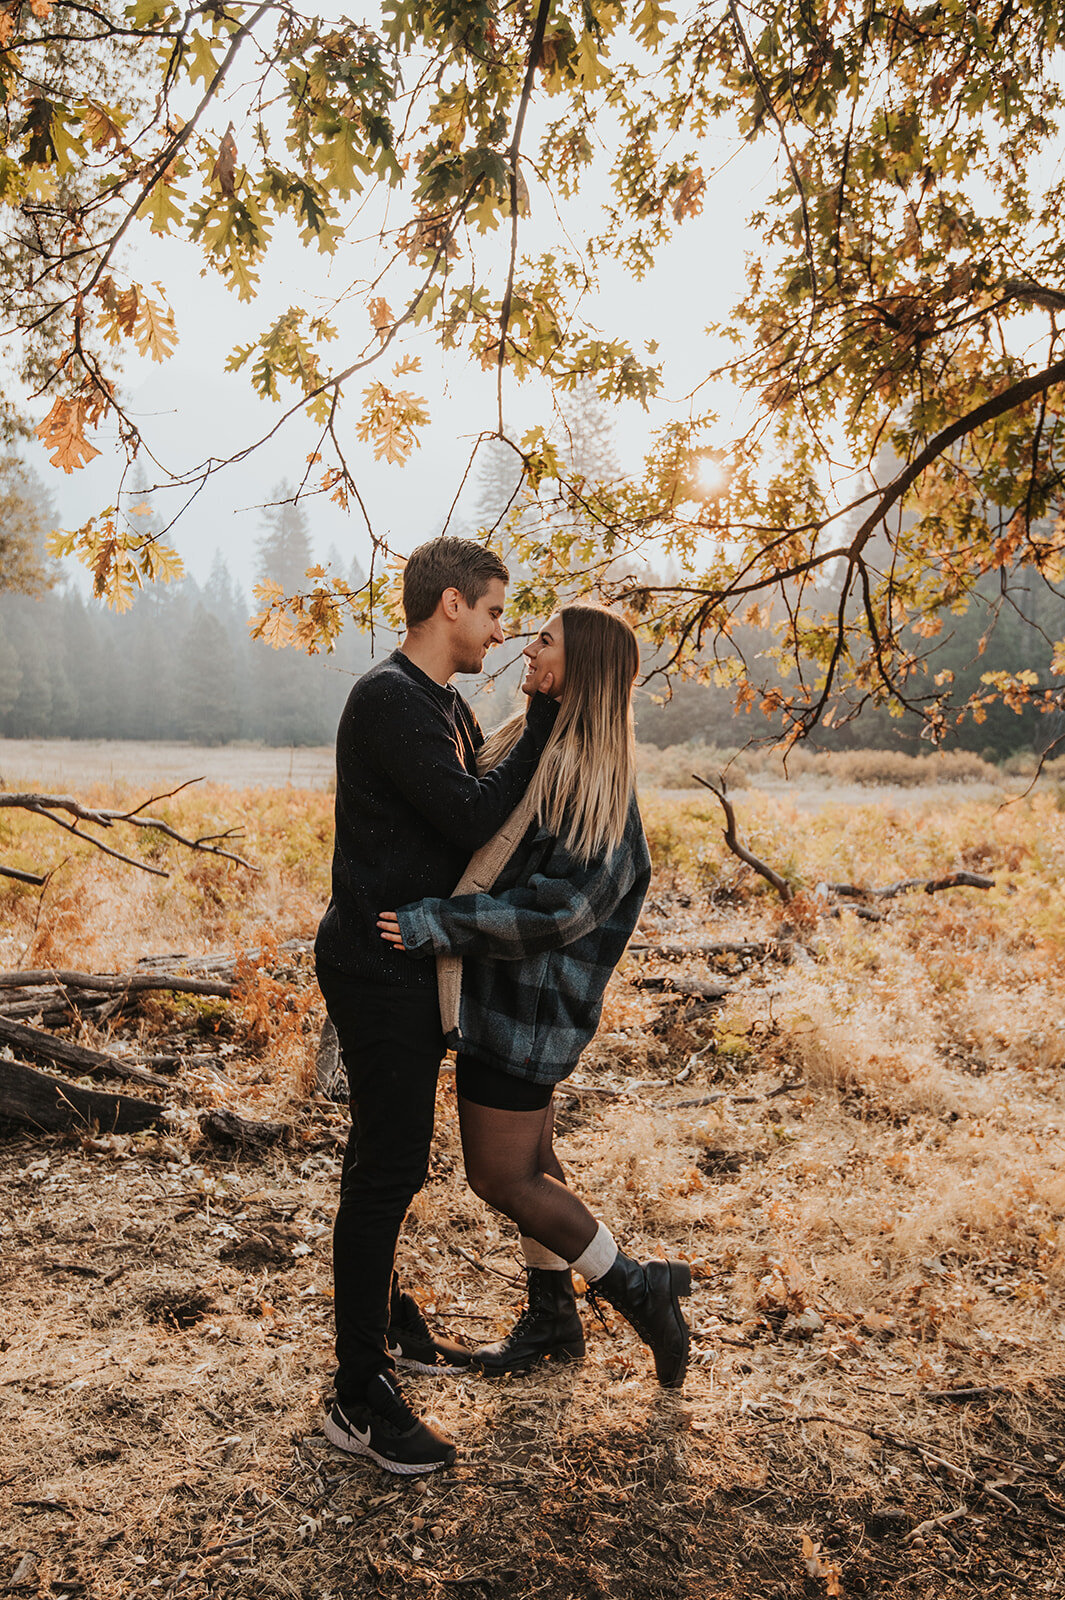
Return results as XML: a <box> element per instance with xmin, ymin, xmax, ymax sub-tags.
<box><xmin>448</xmin><ymin>1242</ymin><xmax>523</xmax><ymax>1285</ymax></box>
<box><xmin>822</xmin><ymin>872</ymin><xmax>995</xmax><ymax>902</ymax></box>
<box><xmin>0</xmin><ymin>864</ymin><xmax>48</xmax><ymax>886</ymax></box>
<box><xmin>906</xmin><ymin>1504</ymin><xmax>977</xmax><ymax>1543</ymax></box>
<box><xmin>627</xmin><ymin>940</ymin><xmax>771</xmax><ymax>958</ymax></box>
<box><xmin>922</xmin><ymin>1386</ymin><xmax>1010</xmax><ymax>1403</ymax></box>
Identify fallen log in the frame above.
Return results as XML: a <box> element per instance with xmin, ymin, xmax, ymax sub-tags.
<box><xmin>631</xmin><ymin>973</ymin><xmax>732</xmax><ymax>1000</ymax></box>
<box><xmin>199</xmin><ymin>1108</ymin><xmax>293</xmax><ymax>1150</ymax></box>
<box><xmin>132</xmin><ymin>938</ymin><xmax>314</xmax><ymax>979</ymax></box>
<box><xmin>0</xmin><ymin>1058</ymin><xmax>167</xmax><ymax>1134</ymax></box>
<box><xmin>0</xmin><ymin>969</ymin><xmax>235</xmax><ymax>998</ymax></box>
<box><xmin>627</xmin><ymin>940</ymin><xmax>771</xmax><ymax>959</ymax></box>
<box><xmin>0</xmin><ymin>1015</ymin><xmax>172</xmax><ymax>1089</ymax></box>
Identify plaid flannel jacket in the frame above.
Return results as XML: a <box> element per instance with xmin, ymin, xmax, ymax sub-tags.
<box><xmin>395</xmin><ymin>792</ymin><xmax>651</xmax><ymax>1084</ymax></box>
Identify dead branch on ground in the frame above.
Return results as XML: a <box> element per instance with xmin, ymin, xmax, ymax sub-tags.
<box><xmin>822</xmin><ymin>871</ymin><xmax>995</xmax><ymax>900</ymax></box>
<box><xmin>694</xmin><ymin>773</ymin><xmax>995</xmax><ymax>915</ymax></box>
<box><xmin>692</xmin><ymin>774</ymin><xmax>794</xmax><ymax>902</ymax></box>
<box><xmin>199</xmin><ymin>1107</ymin><xmax>293</xmax><ymax>1150</ymax></box>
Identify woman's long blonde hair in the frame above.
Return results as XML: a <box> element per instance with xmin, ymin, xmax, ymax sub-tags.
<box><xmin>478</xmin><ymin>605</ymin><xmax>640</xmax><ymax>863</ymax></box>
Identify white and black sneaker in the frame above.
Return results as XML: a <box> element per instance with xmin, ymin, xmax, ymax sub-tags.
<box><xmin>387</xmin><ymin>1291</ymin><xmax>473</xmax><ymax>1375</ymax></box>
<box><xmin>324</xmin><ymin>1373</ymin><xmax>457</xmax><ymax>1475</ymax></box>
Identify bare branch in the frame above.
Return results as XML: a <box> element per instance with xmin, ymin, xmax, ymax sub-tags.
<box><xmin>0</xmin><ymin>785</ymin><xmax>259</xmax><ymax>879</ymax></box>
<box><xmin>692</xmin><ymin>774</ymin><xmax>794</xmax><ymax>903</ymax></box>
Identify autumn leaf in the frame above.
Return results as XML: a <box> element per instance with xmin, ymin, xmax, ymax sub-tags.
<box><xmin>249</xmin><ymin>608</ymin><xmax>295</xmax><ymax>649</ymax></box>
<box><xmin>356</xmin><ymin>381</ymin><xmax>429</xmax><ymax>465</ymax></box>
<box><xmin>82</xmin><ymin>101</ymin><xmax>127</xmax><ymax>151</ymax></box>
<box><xmin>134</xmin><ymin>289</ymin><xmax>178</xmax><ymax>362</ymax></box>
<box><xmin>801</xmin><ymin>1534</ymin><xmax>842</xmax><ymax>1595</ymax></box>
<box><xmin>368</xmin><ymin>297</ymin><xmax>393</xmax><ymax>337</ymax></box>
<box><xmin>211</xmin><ymin>122</ymin><xmax>238</xmax><ymax>197</ymax></box>
<box><xmin>96</xmin><ymin>279</ymin><xmax>140</xmax><ymax>345</ymax></box>
<box><xmin>0</xmin><ymin>6</ymin><xmax>18</xmax><ymax>46</ymax></box>
<box><xmin>672</xmin><ymin>167</ymin><xmax>705</xmax><ymax>223</ymax></box>
<box><xmin>35</xmin><ymin>397</ymin><xmax>103</xmax><ymax>473</ymax></box>
<box><xmin>29</xmin><ymin>0</ymin><xmax>52</xmax><ymax>17</ymax></box>
<box><xmin>93</xmin><ymin>536</ymin><xmax>117</xmax><ymax>596</ymax></box>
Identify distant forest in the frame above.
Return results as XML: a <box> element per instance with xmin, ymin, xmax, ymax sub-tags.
<box><xmin>0</xmin><ymin>490</ymin><xmax>373</xmax><ymax>747</ymax></box>
<box><xmin>2</xmin><ymin>402</ymin><xmax>1063</xmax><ymax>761</ymax></box>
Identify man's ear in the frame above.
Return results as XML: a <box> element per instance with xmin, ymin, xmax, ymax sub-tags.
<box><xmin>440</xmin><ymin>586</ymin><xmax>463</xmax><ymax>620</ymax></box>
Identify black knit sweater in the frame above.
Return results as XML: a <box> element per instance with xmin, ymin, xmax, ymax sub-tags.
<box><xmin>315</xmin><ymin>650</ymin><xmax>558</xmax><ymax>989</ymax></box>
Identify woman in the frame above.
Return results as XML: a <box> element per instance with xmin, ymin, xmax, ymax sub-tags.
<box><xmin>378</xmin><ymin>604</ymin><xmax>691</xmax><ymax>1389</ymax></box>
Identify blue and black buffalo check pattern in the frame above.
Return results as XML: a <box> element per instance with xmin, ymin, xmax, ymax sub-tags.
<box><xmin>396</xmin><ymin>793</ymin><xmax>651</xmax><ymax>1085</ymax></box>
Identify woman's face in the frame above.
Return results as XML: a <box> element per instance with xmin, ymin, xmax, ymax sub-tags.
<box><xmin>522</xmin><ymin>613</ymin><xmax>565</xmax><ymax>700</ymax></box>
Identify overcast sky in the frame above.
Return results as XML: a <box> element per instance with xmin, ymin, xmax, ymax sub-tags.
<box><xmin>26</xmin><ymin>75</ymin><xmax>772</xmax><ymax>595</ymax></box>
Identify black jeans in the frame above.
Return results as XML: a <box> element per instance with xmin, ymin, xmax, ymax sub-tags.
<box><xmin>316</xmin><ymin>962</ymin><xmax>444</xmax><ymax>1403</ymax></box>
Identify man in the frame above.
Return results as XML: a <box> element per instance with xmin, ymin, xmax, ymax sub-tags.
<box><xmin>315</xmin><ymin>537</ymin><xmax>558</xmax><ymax>1476</ymax></box>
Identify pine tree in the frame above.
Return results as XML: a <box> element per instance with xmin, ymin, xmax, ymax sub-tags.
<box><xmin>256</xmin><ymin>485</ymin><xmax>315</xmax><ymax>592</ymax></box>
<box><xmin>180</xmin><ymin>606</ymin><xmax>239</xmax><ymax>744</ymax></box>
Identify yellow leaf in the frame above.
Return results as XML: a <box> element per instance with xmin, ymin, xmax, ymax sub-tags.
<box><xmin>672</xmin><ymin>167</ymin><xmax>705</xmax><ymax>222</ymax></box>
<box><xmin>29</xmin><ymin>0</ymin><xmax>51</xmax><ymax>16</ymax></box>
<box><xmin>139</xmin><ymin>540</ymin><xmax>185</xmax><ymax>584</ymax></box>
<box><xmin>134</xmin><ymin>292</ymin><xmax>178</xmax><ymax>361</ymax></box>
<box><xmin>256</xmin><ymin>611</ymin><xmax>296</xmax><ymax>649</ymax></box>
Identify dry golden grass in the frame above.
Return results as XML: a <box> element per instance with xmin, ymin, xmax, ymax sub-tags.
<box><xmin>2</xmin><ymin>774</ymin><xmax>1065</xmax><ymax>1598</ymax></box>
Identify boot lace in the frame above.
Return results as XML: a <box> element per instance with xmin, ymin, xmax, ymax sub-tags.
<box><xmin>584</xmin><ymin>1284</ymin><xmax>613</xmax><ymax>1333</ymax></box>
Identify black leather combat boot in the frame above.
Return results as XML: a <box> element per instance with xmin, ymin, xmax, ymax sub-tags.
<box><xmin>472</xmin><ymin>1268</ymin><xmax>586</xmax><ymax>1374</ymax></box>
<box><xmin>589</xmin><ymin>1253</ymin><xmax>691</xmax><ymax>1388</ymax></box>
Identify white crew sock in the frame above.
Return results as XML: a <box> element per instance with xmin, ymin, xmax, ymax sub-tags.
<box><xmin>568</xmin><ymin>1221</ymin><xmax>619</xmax><ymax>1284</ymax></box>
<box><xmin>520</xmin><ymin>1235</ymin><xmax>569</xmax><ymax>1272</ymax></box>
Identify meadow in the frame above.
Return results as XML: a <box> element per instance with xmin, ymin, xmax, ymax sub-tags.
<box><xmin>1</xmin><ymin>760</ymin><xmax>1064</xmax><ymax>1598</ymax></box>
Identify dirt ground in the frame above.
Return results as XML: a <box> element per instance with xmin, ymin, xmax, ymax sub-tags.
<box><xmin>3</xmin><ymin>779</ymin><xmax>1065</xmax><ymax>1597</ymax></box>
<box><xmin>3</xmin><ymin>993</ymin><xmax>1065</xmax><ymax>1598</ymax></box>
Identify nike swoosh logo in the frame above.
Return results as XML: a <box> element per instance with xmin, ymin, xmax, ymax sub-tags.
<box><xmin>348</xmin><ymin>1422</ymin><xmax>372</xmax><ymax>1447</ymax></box>
<box><xmin>386</xmin><ymin>1342</ymin><xmax>403</xmax><ymax>1360</ymax></box>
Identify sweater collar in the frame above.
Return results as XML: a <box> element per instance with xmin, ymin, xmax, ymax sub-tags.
<box><xmin>391</xmin><ymin>647</ymin><xmax>456</xmax><ymax>707</ymax></box>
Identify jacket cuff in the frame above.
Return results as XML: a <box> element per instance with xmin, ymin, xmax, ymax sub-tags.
<box><xmin>396</xmin><ymin>902</ymin><xmax>436</xmax><ymax>955</ymax></box>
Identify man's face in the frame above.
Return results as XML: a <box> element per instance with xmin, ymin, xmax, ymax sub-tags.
<box><xmin>452</xmin><ymin>577</ymin><xmax>506</xmax><ymax>674</ymax></box>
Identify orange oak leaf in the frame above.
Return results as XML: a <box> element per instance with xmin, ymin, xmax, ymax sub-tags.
<box><xmin>35</xmin><ymin>397</ymin><xmax>103</xmax><ymax>473</ymax></box>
